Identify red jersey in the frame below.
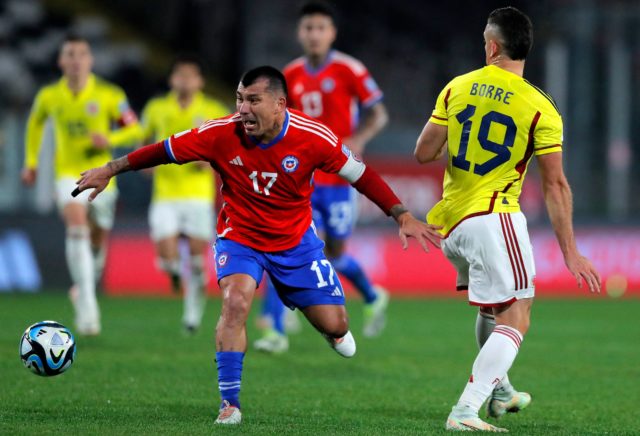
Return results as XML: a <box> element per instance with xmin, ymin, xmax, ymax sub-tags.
<box><xmin>284</xmin><ymin>50</ymin><xmax>383</xmax><ymax>186</ymax></box>
<box><xmin>163</xmin><ymin>109</ymin><xmax>353</xmax><ymax>251</ymax></box>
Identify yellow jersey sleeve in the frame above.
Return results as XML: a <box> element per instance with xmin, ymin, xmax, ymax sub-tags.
<box><xmin>533</xmin><ymin>109</ymin><xmax>563</xmax><ymax>156</ymax></box>
<box><xmin>105</xmin><ymin>86</ymin><xmax>144</xmax><ymax>147</ymax></box>
<box><xmin>24</xmin><ymin>88</ymin><xmax>51</xmax><ymax>169</ymax></box>
<box><xmin>429</xmin><ymin>84</ymin><xmax>451</xmax><ymax>126</ymax></box>
<box><xmin>140</xmin><ymin>99</ymin><xmax>160</xmax><ymax>143</ymax></box>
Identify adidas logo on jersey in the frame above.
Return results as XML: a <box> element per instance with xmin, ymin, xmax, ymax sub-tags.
<box><xmin>331</xmin><ymin>287</ymin><xmax>343</xmax><ymax>297</ymax></box>
<box><xmin>229</xmin><ymin>156</ymin><xmax>244</xmax><ymax>166</ymax></box>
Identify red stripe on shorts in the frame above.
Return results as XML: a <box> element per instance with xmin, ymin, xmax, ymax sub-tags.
<box><xmin>502</xmin><ymin>213</ymin><xmax>524</xmax><ymax>290</ymax></box>
<box><xmin>499</xmin><ymin>213</ymin><xmax>520</xmax><ymax>289</ymax></box>
<box><xmin>506</xmin><ymin>214</ymin><xmax>528</xmax><ymax>289</ymax></box>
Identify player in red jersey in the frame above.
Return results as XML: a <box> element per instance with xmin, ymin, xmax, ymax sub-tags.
<box><xmin>73</xmin><ymin>66</ymin><xmax>442</xmax><ymax>425</ymax></box>
<box><xmin>255</xmin><ymin>3</ymin><xmax>390</xmax><ymax>354</ymax></box>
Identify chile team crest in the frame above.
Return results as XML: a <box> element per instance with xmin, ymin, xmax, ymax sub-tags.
<box><xmin>217</xmin><ymin>253</ymin><xmax>228</xmax><ymax>267</ymax></box>
<box><xmin>281</xmin><ymin>155</ymin><xmax>299</xmax><ymax>173</ymax></box>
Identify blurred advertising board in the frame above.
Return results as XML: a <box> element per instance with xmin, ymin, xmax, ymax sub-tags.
<box><xmin>103</xmin><ymin>228</ymin><xmax>639</xmax><ymax>297</ymax></box>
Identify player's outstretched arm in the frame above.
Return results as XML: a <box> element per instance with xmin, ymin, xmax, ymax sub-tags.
<box><xmin>343</xmin><ymin>162</ymin><xmax>442</xmax><ymax>252</ymax></box>
<box><xmin>537</xmin><ymin>152</ymin><xmax>601</xmax><ymax>293</ymax></box>
<box><xmin>73</xmin><ymin>140</ymin><xmax>172</xmax><ymax>201</ymax></box>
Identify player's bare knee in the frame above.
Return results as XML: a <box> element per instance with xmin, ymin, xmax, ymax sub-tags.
<box><xmin>220</xmin><ymin>291</ymin><xmax>251</xmax><ymax>326</ymax></box>
<box><xmin>320</xmin><ymin>315</ymin><xmax>349</xmax><ymax>338</ymax></box>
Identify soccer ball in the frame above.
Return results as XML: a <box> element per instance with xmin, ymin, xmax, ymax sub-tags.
<box><xmin>19</xmin><ymin>321</ymin><xmax>76</xmax><ymax>376</ymax></box>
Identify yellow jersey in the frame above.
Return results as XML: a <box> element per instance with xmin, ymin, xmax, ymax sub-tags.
<box><xmin>427</xmin><ymin>65</ymin><xmax>563</xmax><ymax>236</ymax></box>
<box><xmin>141</xmin><ymin>91</ymin><xmax>228</xmax><ymax>202</ymax></box>
<box><xmin>25</xmin><ymin>74</ymin><xmax>141</xmax><ymax>189</ymax></box>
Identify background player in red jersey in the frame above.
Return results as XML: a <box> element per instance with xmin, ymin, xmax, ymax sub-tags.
<box><xmin>73</xmin><ymin>66</ymin><xmax>442</xmax><ymax>425</ymax></box>
<box><xmin>256</xmin><ymin>2</ymin><xmax>391</xmax><ymax>353</ymax></box>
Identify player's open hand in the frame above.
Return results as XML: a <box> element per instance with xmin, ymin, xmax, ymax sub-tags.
<box><xmin>73</xmin><ymin>165</ymin><xmax>113</xmax><ymax>202</ymax></box>
<box><xmin>565</xmin><ymin>252</ymin><xmax>601</xmax><ymax>293</ymax></box>
<box><xmin>397</xmin><ymin>212</ymin><xmax>443</xmax><ymax>252</ymax></box>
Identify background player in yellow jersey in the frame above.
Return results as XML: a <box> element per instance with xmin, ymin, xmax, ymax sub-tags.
<box><xmin>140</xmin><ymin>56</ymin><xmax>228</xmax><ymax>333</ymax></box>
<box><xmin>414</xmin><ymin>7</ymin><xmax>601</xmax><ymax>432</ymax></box>
<box><xmin>21</xmin><ymin>35</ymin><xmax>141</xmax><ymax>335</ymax></box>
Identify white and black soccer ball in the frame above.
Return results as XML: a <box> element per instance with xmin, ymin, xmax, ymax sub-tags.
<box><xmin>19</xmin><ymin>321</ymin><xmax>76</xmax><ymax>377</ymax></box>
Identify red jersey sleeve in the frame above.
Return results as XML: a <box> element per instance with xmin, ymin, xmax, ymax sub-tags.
<box><xmin>163</xmin><ymin>119</ymin><xmax>224</xmax><ymax>164</ymax></box>
<box><xmin>316</xmin><ymin>140</ymin><xmax>351</xmax><ymax>175</ymax></box>
<box><xmin>351</xmin><ymin>65</ymin><xmax>383</xmax><ymax>109</ymax></box>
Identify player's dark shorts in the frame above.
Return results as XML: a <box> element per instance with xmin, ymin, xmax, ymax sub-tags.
<box><xmin>213</xmin><ymin>226</ymin><xmax>345</xmax><ymax>309</ymax></box>
<box><xmin>311</xmin><ymin>185</ymin><xmax>356</xmax><ymax>240</ymax></box>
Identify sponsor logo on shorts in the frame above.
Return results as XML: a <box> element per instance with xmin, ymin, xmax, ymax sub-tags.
<box><xmin>281</xmin><ymin>155</ymin><xmax>299</xmax><ymax>173</ymax></box>
<box><xmin>218</xmin><ymin>253</ymin><xmax>228</xmax><ymax>266</ymax></box>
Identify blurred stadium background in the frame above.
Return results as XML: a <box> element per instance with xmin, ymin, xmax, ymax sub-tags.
<box><xmin>0</xmin><ymin>0</ymin><xmax>639</xmax><ymax>297</ymax></box>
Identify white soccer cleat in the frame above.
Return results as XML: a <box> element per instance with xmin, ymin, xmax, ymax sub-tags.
<box><xmin>215</xmin><ymin>400</ymin><xmax>242</xmax><ymax>425</ymax></box>
<box><xmin>487</xmin><ymin>391</ymin><xmax>531</xmax><ymax>418</ymax></box>
<box><xmin>446</xmin><ymin>405</ymin><xmax>508</xmax><ymax>432</ymax></box>
<box><xmin>363</xmin><ymin>286</ymin><xmax>389</xmax><ymax>338</ymax></box>
<box><xmin>76</xmin><ymin>323</ymin><xmax>101</xmax><ymax>336</ymax></box>
<box><xmin>324</xmin><ymin>330</ymin><xmax>356</xmax><ymax>358</ymax></box>
<box><xmin>253</xmin><ymin>330</ymin><xmax>289</xmax><ymax>354</ymax></box>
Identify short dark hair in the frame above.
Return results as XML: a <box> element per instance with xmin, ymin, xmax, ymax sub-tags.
<box><xmin>299</xmin><ymin>1</ymin><xmax>336</xmax><ymax>22</ymax></box>
<box><xmin>487</xmin><ymin>7</ymin><xmax>533</xmax><ymax>60</ymax></box>
<box><xmin>240</xmin><ymin>66</ymin><xmax>288</xmax><ymax>98</ymax></box>
<box><xmin>62</xmin><ymin>33</ymin><xmax>89</xmax><ymax>46</ymax></box>
<box><xmin>170</xmin><ymin>54</ymin><xmax>205</xmax><ymax>76</ymax></box>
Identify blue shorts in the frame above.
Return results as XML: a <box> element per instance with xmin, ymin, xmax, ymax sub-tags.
<box><xmin>311</xmin><ymin>185</ymin><xmax>356</xmax><ymax>240</ymax></box>
<box><xmin>213</xmin><ymin>227</ymin><xmax>345</xmax><ymax>309</ymax></box>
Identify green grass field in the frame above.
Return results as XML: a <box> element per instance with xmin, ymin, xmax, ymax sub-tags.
<box><xmin>1</xmin><ymin>293</ymin><xmax>638</xmax><ymax>435</ymax></box>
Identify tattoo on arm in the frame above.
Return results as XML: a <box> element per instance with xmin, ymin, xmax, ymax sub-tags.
<box><xmin>390</xmin><ymin>204</ymin><xmax>409</xmax><ymax>221</ymax></box>
<box><xmin>106</xmin><ymin>156</ymin><xmax>131</xmax><ymax>176</ymax></box>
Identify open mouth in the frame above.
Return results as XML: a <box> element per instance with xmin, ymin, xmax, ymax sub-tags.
<box><xmin>243</xmin><ymin>119</ymin><xmax>257</xmax><ymax>130</ymax></box>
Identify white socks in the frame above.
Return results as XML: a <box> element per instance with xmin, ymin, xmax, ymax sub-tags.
<box><xmin>458</xmin><ymin>324</ymin><xmax>523</xmax><ymax>413</ymax></box>
<box><xmin>325</xmin><ymin>330</ymin><xmax>356</xmax><ymax>358</ymax></box>
<box><xmin>66</xmin><ymin>226</ymin><xmax>99</xmax><ymax>330</ymax></box>
<box><xmin>476</xmin><ymin>312</ymin><xmax>516</xmax><ymax>395</ymax></box>
<box><xmin>92</xmin><ymin>245</ymin><xmax>106</xmax><ymax>283</ymax></box>
<box><xmin>183</xmin><ymin>255</ymin><xmax>207</xmax><ymax>328</ymax></box>
<box><xmin>157</xmin><ymin>257</ymin><xmax>181</xmax><ymax>276</ymax></box>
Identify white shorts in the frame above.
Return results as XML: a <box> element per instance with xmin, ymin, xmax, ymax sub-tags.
<box><xmin>55</xmin><ymin>177</ymin><xmax>118</xmax><ymax>230</ymax></box>
<box><xmin>442</xmin><ymin>212</ymin><xmax>535</xmax><ymax>306</ymax></box>
<box><xmin>149</xmin><ymin>200</ymin><xmax>215</xmax><ymax>242</ymax></box>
